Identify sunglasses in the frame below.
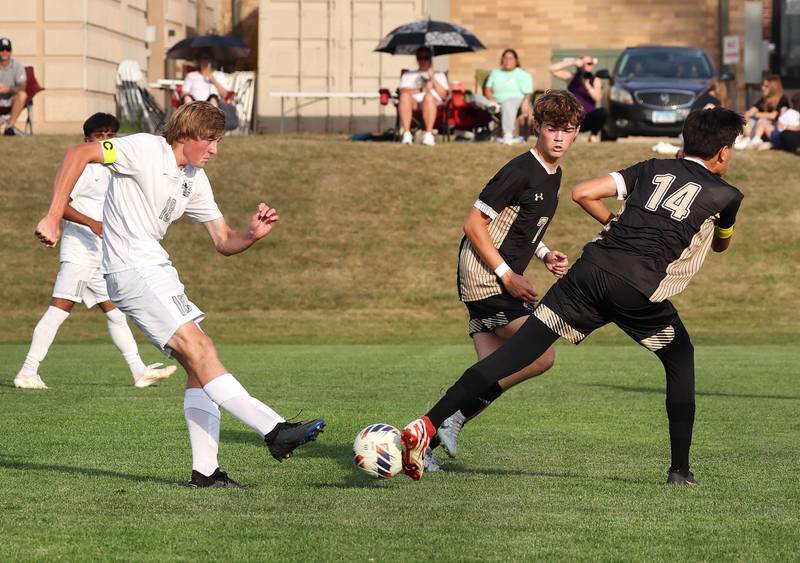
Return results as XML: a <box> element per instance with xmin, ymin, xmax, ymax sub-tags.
<box><xmin>417</xmin><ymin>55</ymin><xmax>432</xmax><ymax>61</ymax></box>
<box><xmin>0</xmin><ymin>48</ymin><xmax>10</xmax><ymax>52</ymax></box>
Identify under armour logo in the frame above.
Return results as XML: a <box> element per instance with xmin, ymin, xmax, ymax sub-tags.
<box><xmin>534</xmin><ymin>193</ymin><xmax>544</xmax><ymax>201</ymax></box>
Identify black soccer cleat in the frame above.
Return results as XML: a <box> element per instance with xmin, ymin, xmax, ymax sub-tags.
<box><xmin>264</xmin><ymin>418</ymin><xmax>326</xmax><ymax>462</ymax></box>
<box><xmin>186</xmin><ymin>468</ymin><xmax>244</xmax><ymax>489</ymax></box>
<box><xmin>667</xmin><ymin>468</ymin><xmax>699</xmax><ymax>486</ymax></box>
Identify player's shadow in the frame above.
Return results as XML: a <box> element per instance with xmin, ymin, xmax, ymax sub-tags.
<box><xmin>0</xmin><ymin>455</ymin><xmax>180</xmax><ymax>486</ymax></box>
<box><xmin>582</xmin><ymin>383</ymin><xmax>799</xmax><ymax>401</ymax></box>
<box><xmin>219</xmin><ymin>429</ymin><xmax>411</xmax><ymax>489</ymax></box>
<box><xmin>443</xmin><ymin>465</ymin><xmax>649</xmax><ymax>485</ymax></box>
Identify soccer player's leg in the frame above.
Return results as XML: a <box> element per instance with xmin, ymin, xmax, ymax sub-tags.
<box><xmin>97</xmin><ymin>298</ymin><xmax>176</xmax><ymax>388</ymax></box>
<box><xmin>436</xmin><ymin>302</ymin><xmax>556</xmax><ymax>458</ymax></box>
<box><xmin>15</xmin><ymin>262</ymin><xmax>89</xmax><ymax>389</ymax></box>
<box><xmin>613</xmin><ymin>295</ymin><xmax>697</xmax><ymax>485</ymax></box>
<box><xmin>106</xmin><ymin>265</ymin><xmax>324</xmax><ymax>471</ymax></box>
<box><xmin>402</xmin><ymin>265</ymin><xmax>599</xmax><ymax>479</ymax></box>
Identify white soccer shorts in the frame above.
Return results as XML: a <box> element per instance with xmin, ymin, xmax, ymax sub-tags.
<box><xmin>52</xmin><ymin>262</ymin><xmax>109</xmax><ymax>308</ymax></box>
<box><xmin>105</xmin><ymin>264</ymin><xmax>205</xmax><ymax>353</ymax></box>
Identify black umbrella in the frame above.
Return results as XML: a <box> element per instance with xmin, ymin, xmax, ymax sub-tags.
<box><xmin>166</xmin><ymin>34</ymin><xmax>250</xmax><ymax>63</ymax></box>
<box><xmin>374</xmin><ymin>19</ymin><xmax>485</xmax><ymax>56</ymax></box>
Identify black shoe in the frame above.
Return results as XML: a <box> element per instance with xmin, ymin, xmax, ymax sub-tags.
<box><xmin>667</xmin><ymin>468</ymin><xmax>698</xmax><ymax>486</ymax></box>
<box><xmin>186</xmin><ymin>468</ymin><xmax>244</xmax><ymax>488</ymax></box>
<box><xmin>3</xmin><ymin>127</ymin><xmax>15</xmax><ymax>136</ymax></box>
<box><xmin>264</xmin><ymin>418</ymin><xmax>326</xmax><ymax>461</ymax></box>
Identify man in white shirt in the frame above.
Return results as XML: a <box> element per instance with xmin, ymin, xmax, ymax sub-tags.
<box><xmin>398</xmin><ymin>46</ymin><xmax>449</xmax><ymax>146</ymax></box>
<box><xmin>35</xmin><ymin>102</ymin><xmax>325</xmax><ymax>488</ymax></box>
<box><xmin>15</xmin><ymin>113</ymin><xmax>175</xmax><ymax>390</ymax></box>
<box><xmin>181</xmin><ymin>51</ymin><xmax>230</xmax><ymax>108</ymax></box>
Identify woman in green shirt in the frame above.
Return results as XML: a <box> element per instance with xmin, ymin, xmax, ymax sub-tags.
<box><xmin>476</xmin><ymin>49</ymin><xmax>534</xmax><ymax>143</ymax></box>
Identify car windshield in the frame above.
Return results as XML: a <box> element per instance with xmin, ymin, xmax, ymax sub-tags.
<box><xmin>617</xmin><ymin>50</ymin><xmax>713</xmax><ymax>79</ymax></box>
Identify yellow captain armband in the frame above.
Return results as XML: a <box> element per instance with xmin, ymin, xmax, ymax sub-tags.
<box><xmin>714</xmin><ymin>225</ymin><xmax>734</xmax><ymax>239</ymax></box>
<box><xmin>99</xmin><ymin>139</ymin><xmax>117</xmax><ymax>164</ymax></box>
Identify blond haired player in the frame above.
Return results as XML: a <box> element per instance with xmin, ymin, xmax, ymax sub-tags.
<box><xmin>15</xmin><ymin>113</ymin><xmax>175</xmax><ymax>390</ymax></box>
<box><xmin>35</xmin><ymin>102</ymin><xmax>325</xmax><ymax>487</ymax></box>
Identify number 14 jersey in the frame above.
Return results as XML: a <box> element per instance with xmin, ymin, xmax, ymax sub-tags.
<box><xmin>580</xmin><ymin>157</ymin><xmax>743</xmax><ymax>302</ymax></box>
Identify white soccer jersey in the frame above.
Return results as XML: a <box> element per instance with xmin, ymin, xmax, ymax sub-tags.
<box><xmin>59</xmin><ymin>164</ymin><xmax>111</xmax><ymax>266</ymax></box>
<box><xmin>99</xmin><ymin>133</ymin><xmax>223</xmax><ymax>274</ymax></box>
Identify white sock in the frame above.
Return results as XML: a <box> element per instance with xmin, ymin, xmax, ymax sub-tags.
<box><xmin>21</xmin><ymin>306</ymin><xmax>70</xmax><ymax>375</ymax></box>
<box><xmin>184</xmin><ymin>388</ymin><xmax>220</xmax><ymax>476</ymax></box>
<box><xmin>203</xmin><ymin>373</ymin><xmax>284</xmax><ymax>436</ymax></box>
<box><xmin>105</xmin><ymin>308</ymin><xmax>147</xmax><ymax>378</ymax></box>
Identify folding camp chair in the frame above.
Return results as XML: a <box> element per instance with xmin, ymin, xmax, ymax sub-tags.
<box><xmin>379</xmin><ymin>69</ymin><xmax>452</xmax><ymax>142</ymax></box>
<box><xmin>0</xmin><ymin>66</ymin><xmax>44</xmax><ymax>135</ymax></box>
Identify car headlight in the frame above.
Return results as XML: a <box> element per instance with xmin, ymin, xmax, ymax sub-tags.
<box><xmin>610</xmin><ymin>86</ymin><xmax>634</xmax><ymax>105</ymax></box>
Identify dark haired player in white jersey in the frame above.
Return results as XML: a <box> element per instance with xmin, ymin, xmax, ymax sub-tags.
<box><xmin>426</xmin><ymin>91</ymin><xmax>584</xmax><ymax>470</ymax></box>
<box><xmin>400</xmin><ymin>107</ymin><xmax>745</xmax><ymax>484</ymax></box>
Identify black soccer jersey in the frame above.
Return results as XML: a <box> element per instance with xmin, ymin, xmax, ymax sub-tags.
<box><xmin>458</xmin><ymin>149</ymin><xmax>561</xmax><ymax>302</ymax></box>
<box><xmin>580</xmin><ymin>157</ymin><xmax>743</xmax><ymax>302</ymax></box>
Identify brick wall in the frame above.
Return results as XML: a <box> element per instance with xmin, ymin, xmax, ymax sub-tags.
<box><xmin>448</xmin><ymin>0</ymin><xmax>749</xmax><ymax>110</ymax></box>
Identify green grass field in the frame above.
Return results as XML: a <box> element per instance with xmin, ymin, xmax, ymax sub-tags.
<box><xmin>1</xmin><ymin>344</ymin><xmax>797</xmax><ymax>561</ymax></box>
<box><xmin>1</xmin><ymin>135</ymin><xmax>798</xmax><ymax>560</ymax></box>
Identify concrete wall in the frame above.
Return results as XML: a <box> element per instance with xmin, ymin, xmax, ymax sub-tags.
<box><xmin>257</xmin><ymin>0</ymin><xmax>449</xmax><ymax>133</ymax></box>
<box><xmin>0</xmin><ymin>0</ymin><xmax>220</xmax><ymax>134</ymax></box>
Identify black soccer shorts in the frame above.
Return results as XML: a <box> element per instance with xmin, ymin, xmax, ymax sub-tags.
<box><xmin>464</xmin><ymin>293</ymin><xmax>534</xmax><ymax>336</ymax></box>
<box><xmin>533</xmin><ymin>258</ymin><xmax>682</xmax><ymax>352</ymax></box>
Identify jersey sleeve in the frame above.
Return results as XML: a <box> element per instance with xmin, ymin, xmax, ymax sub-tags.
<box><xmin>714</xmin><ymin>192</ymin><xmax>743</xmax><ymax>238</ymax></box>
<box><xmin>609</xmin><ymin>160</ymin><xmax>647</xmax><ymax>200</ymax></box>
<box><xmin>99</xmin><ymin>133</ymin><xmax>155</xmax><ymax>176</ymax></box>
<box><xmin>184</xmin><ymin>172</ymin><xmax>223</xmax><ymax>223</ymax></box>
<box><xmin>474</xmin><ymin>163</ymin><xmax>525</xmax><ymax>219</ymax></box>
<box><xmin>68</xmin><ymin>166</ymin><xmax>94</xmax><ymax>201</ymax></box>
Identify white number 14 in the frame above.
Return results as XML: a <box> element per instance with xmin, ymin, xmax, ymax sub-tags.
<box><xmin>644</xmin><ymin>174</ymin><xmax>702</xmax><ymax>221</ymax></box>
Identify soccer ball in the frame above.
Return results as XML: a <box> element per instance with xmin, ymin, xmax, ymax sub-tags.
<box><xmin>353</xmin><ymin>423</ymin><xmax>403</xmax><ymax>479</ymax></box>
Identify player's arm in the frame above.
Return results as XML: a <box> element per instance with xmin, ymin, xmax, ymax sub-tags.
<box><xmin>711</xmin><ymin>196</ymin><xmax>741</xmax><ymax>253</ymax></box>
<box><xmin>63</xmin><ymin>204</ymin><xmax>102</xmax><ymax>237</ymax></box>
<box><xmin>463</xmin><ymin>208</ymin><xmax>538</xmax><ymax>303</ymax></box>
<box><xmin>202</xmin><ymin>203</ymin><xmax>278</xmax><ymax>256</ymax></box>
<box><xmin>35</xmin><ymin>142</ymin><xmax>105</xmax><ymax>247</ymax></box>
<box><xmin>571</xmin><ymin>174</ymin><xmax>619</xmax><ymax>224</ymax></box>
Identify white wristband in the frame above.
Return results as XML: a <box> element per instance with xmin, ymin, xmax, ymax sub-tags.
<box><xmin>494</xmin><ymin>262</ymin><xmax>511</xmax><ymax>279</ymax></box>
<box><xmin>535</xmin><ymin>243</ymin><xmax>550</xmax><ymax>261</ymax></box>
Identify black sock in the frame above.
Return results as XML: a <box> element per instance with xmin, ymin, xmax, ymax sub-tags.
<box><xmin>425</xmin><ymin>316</ymin><xmax>558</xmax><ymax>427</ymax></box>
<box><xmin>460</xmin><ymin>382</ymin><xmax>504</xmax><ymax>420</ymax></box>
<box><xmin>666</xmin><ymin>401</ymin><xmax>695</xmax><ymax>471</ymax></box>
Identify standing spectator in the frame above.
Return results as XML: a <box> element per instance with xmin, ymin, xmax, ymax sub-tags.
<box><xmin>0</xmin><ymin>37</ymin><xmax>28</xmax><ymax>136</ymax></box>
<box><xmin>181</xmin><ymin>51</ymin><xmax>230</xmax><ymax>108</ymax></box>
<box><xmin>735</xmin><ymin>75</ymin><xmax>790</xmax><ymax>149</ymax></box>
<box><xmin>549</xmin><ymin>55</ymin><xmax>607</xmax><ymax>142</ymax></box>
<box><xmin>398</xmin><ymin>46</ymin><xmax>449</xmax><ymax>146</ymax></box>
<box><xmin>474</xmin><ymin>49</ymin><xmax>534</xmax><ymax>144</ymax></box>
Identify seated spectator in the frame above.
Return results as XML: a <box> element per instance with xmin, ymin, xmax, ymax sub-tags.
<box><xmin>473</xmin><ymin>49</ymin><xmax>533</xmax><ymax>144</ymax></box>
<box><xmin>0</xmin><ymin>37</ymin><xmax>28</xmax><ymax>136</ymax></box>
<box><xmin>549</xmin><ymin>54</ymin><xmax>607</xmax><ymax>142</ymax></box>
<box><xmin>735</xmin><ymin>75</ymin><xmax>789</xmax><ymax>149</ymax></box>
<box><xmin>398</xmin><ymin>46</ymin><xmax>449</xmax><ymax>146</ymax></box>
<box><xmin>691</xmin><ymin>79</ymin><xmax>728</xmax><ymax>111</ymax></box>
<box><xmin>764</xmin><ymin>93</ymin><xmax>800</xmax><ymax>151</ymax></box>
<box><xmin>181</xmin><ymin>51</ymin><xmax>230</xmax><ymax>108</ymax></box>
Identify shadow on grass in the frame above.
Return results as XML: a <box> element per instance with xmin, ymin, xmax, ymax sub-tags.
<box><xmin>0</xmin><ymin>455</ymin><xmax>179</xmax><ymax>486</ymax></box>
<box><xmin>583</xmin><ymin>383</ymin><xmax>799</xmax><ymax>400</ymax></box>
